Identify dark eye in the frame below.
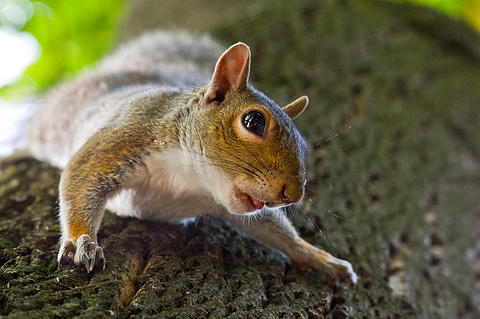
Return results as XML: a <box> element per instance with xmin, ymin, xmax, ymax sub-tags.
<box><xmin>242</xmin><ymin>111</ymin><xmax>266</xmax><ymax>136</ymax></box>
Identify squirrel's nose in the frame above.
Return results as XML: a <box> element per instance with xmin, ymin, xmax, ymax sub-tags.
<box><xmin>281</xmin><ymin>182</ymin><xmax>304</xmax><ymax>204</ymax></box>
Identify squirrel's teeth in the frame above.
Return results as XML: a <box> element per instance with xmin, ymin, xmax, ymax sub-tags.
<box><xmin>251</xmin><ymin>197</ymin><xmax>265</xmax><ymax>210</ymax></box>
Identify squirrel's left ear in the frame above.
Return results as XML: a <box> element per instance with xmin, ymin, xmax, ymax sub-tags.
<box><xmin>205</xmin><ymin>42</ymin><xmax>251</xmax><ymax>104</ymax></box>
<box><xmin>283</xmin><ymin>96</ymin><xmax>309</xmax><ymax>120</ymax></box>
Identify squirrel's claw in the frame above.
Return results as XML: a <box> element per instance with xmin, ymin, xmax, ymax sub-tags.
<box><xmin>295</xmin><ymin>257</ymin><xmax>358</xmax><ymax>285</ymax></box>
<box><xmin>58</xmin><ymin>235</ymin><xmax>106</xmax><ymax>272</ymax></box>
<box><xmin>323</xmin><ymin>256</ymin><xmax>358</xmax><ymax>285</ymax></box>
<box><xmin>95</xmin><ymin>246</ymin><xmax>106</xmax><ymax>271</ymax></box>
<box><xmin>293</xmin><ymin>241</ymin><xmax>358</xmax><ymax>285</ymax></box>
<box><xmin>74</xmin><ymin>235</ymin><xmax>100</xmax><ymax>273</ymax></box>
<box><xmin>58</xmin><ymin>240</ymin><xmax>75</xmax><ymax>266</ymax></box>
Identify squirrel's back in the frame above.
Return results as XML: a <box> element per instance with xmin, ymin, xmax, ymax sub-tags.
<box><xmin>28</xmin><ymin>31</ymin><xmax>223</xmax><ymax>168</ymax></box>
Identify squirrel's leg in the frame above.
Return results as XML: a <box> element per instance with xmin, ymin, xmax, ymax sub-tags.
<box><xmin>57</xmin><ymin>168</ymin><xmax>107</xmax><ymax>273</ymax></box>
<box><xmin>57</xmin><ymin>127</ymin><xmax>152</xmax><ymax>272</ymax></box>
<box><xmin>221</xmin><ymin>209</ymin><xmax>357</xmax><ymax>284</ymax></box>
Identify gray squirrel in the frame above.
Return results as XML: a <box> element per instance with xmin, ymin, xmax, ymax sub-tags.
<box><xmin>27</xmin><ymin>31</ymin><xmax>357</xmax><ymax>284</ymax></box>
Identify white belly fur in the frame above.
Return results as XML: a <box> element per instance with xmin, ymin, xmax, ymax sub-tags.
<box><xmin>105</xmin><ymin>149</ymin><xmax>225</xmax><ymax>220</ymax></box>
<box><xmin>105</xmin><ymin>187</ymin><xmax>218</xmax><ymax>220</ymax></box>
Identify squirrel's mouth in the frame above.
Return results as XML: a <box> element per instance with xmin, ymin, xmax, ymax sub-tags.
<box><xmin>248</xmin><ymin>194</ymin><xmax>265</xmax><ymax>210</ymax></box>
<box><xmin>234</xmin><ymin>187</ymin><xmax>265</xmax><ymax>212</ymax></box>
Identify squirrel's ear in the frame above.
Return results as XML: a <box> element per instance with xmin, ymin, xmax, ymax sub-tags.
<box><xmin>205</xmin><ymin>42</ymin><xmax>251</xmax><ymax>104</ymax></box>
<box><xmin>283</xmin><ymin>96</ymin><xmax>309</xmax><ymax>120</ymax></box>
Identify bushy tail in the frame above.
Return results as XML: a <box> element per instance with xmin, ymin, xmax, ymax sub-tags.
<box><xmin>98</xmin><ymin>30</ymin><xmax>224</xmax><ymax>88</ymax></box>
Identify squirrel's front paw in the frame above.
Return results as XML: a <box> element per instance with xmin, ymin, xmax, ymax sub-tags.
<box><xmin>58</xmin><ymin>234</ymin><xmax>106</xmax><ymax>273</ymax></box>
<box><xmin>295</xmin><ymin>255</ymin><xmax>358</xmax><ymax>285</ymax></box>
<box><xmin>296</xmin><ymin>255</ymin><xmax>357</xmax><ymax>284</ymax></box>
<box><xmin>294</xmin><ymin>239</ymin><xmax>358</xmax><ymax>284</ymax></box>
<box><xmin>322</xmin><ymin>255</ymin><xmax>358</xmax><ymax>284</ymax></box>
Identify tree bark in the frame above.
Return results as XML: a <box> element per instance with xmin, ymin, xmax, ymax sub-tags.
<box><xmin>1</xmin><ymin>0</ymin><xmax>480</xmax><ymax>317</ymax></box>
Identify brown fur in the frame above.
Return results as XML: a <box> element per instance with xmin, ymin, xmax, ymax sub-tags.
<box><xmin>28</xmin><ymin>32</ymin><xmax>357</xmax><ymax>282</ymax></box>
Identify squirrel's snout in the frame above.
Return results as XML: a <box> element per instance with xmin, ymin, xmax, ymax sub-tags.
<box><xmin>280</xmin><ymin>181</ymin><xmax>304</xmax><ymax>204</ymax></box>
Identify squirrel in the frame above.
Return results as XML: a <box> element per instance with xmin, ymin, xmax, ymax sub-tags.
<box><xmin>27</xmin><ymin>31</ymin><xmax>357</xmax><ymax>284</ymax></box>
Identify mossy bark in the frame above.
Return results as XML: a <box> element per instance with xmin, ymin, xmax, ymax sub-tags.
<box><xmin>2</xmin><ymin>0</ymin><xmax>480</xmax><ymax>318</ymax></box>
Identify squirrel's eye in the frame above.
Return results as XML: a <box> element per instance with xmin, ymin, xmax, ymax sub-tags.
<box><xmin>242</xmin><ymin>110</ymin><xmax>266</xmax><ymax>136</ymax></box>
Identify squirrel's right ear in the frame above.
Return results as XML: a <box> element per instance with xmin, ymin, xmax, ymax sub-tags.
<box><xmin>205</xmin><ymin>42</ymin><xmax>251</xmax><ymax>104</ymax></box>
<box><xmin>283</xmin><ymin>96</ymin><xmax>309</xmax><ymax>120</ymax></box>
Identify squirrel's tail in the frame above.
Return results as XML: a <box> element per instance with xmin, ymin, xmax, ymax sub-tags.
<box><xmin>98</xmin><ymin>30</ymin><xmax>224</xmax><ymax>88</ymax></box>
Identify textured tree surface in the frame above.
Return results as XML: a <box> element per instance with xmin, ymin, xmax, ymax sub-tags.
<box><xmin>1</xmin><ymin>0</ymin><xmax>480</xmax><ymax>318</ymax></box>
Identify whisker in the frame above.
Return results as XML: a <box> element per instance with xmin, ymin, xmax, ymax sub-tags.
<box><xmin>291</xmin><ymin>203</ymin><xmax>332</xmax><ymax>247</ymax></box>
<box><xmin>309</xmin><ymin>125</ymin><xmax>352</xmax><ymax>151</ymax></box>
<box><xmin>313</xmin><ymin>133</ymin><xmax>339</xmax><ymax>147</ymax></box>
<box><xmin>236</xmin><ymin>141</ymin><xmax>272</xmax><ymax>175</ymax></box>
<box><xmin>178</xmin><ymin>147</ymin><xmax>269</xmax><ymax>182</ymax></box>
<box><xmin>172</xmin><ymin>150</ymin><xmax>262</xmax><ymax>180</ymax></box>
<box><xmin>194</xmin><ymin>215</ymin><xmax>202</xmax><ymax>227</ymax></box>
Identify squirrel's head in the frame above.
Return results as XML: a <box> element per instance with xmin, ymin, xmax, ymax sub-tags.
<box><xmin>195</xmin><ymin>43</ymin><xmax>308</xmax><ymax>215</ymax></box>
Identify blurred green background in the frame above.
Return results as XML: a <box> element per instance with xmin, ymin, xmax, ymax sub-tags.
<box><xmin>0</xmin><ymin>0</ymin><xmax>478</xmax><ymax>99</ymax></box>
<box><xmin>0</xmin><ymin>0</ymin><xmax>125</xmax><ymax>99</ymax></box>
